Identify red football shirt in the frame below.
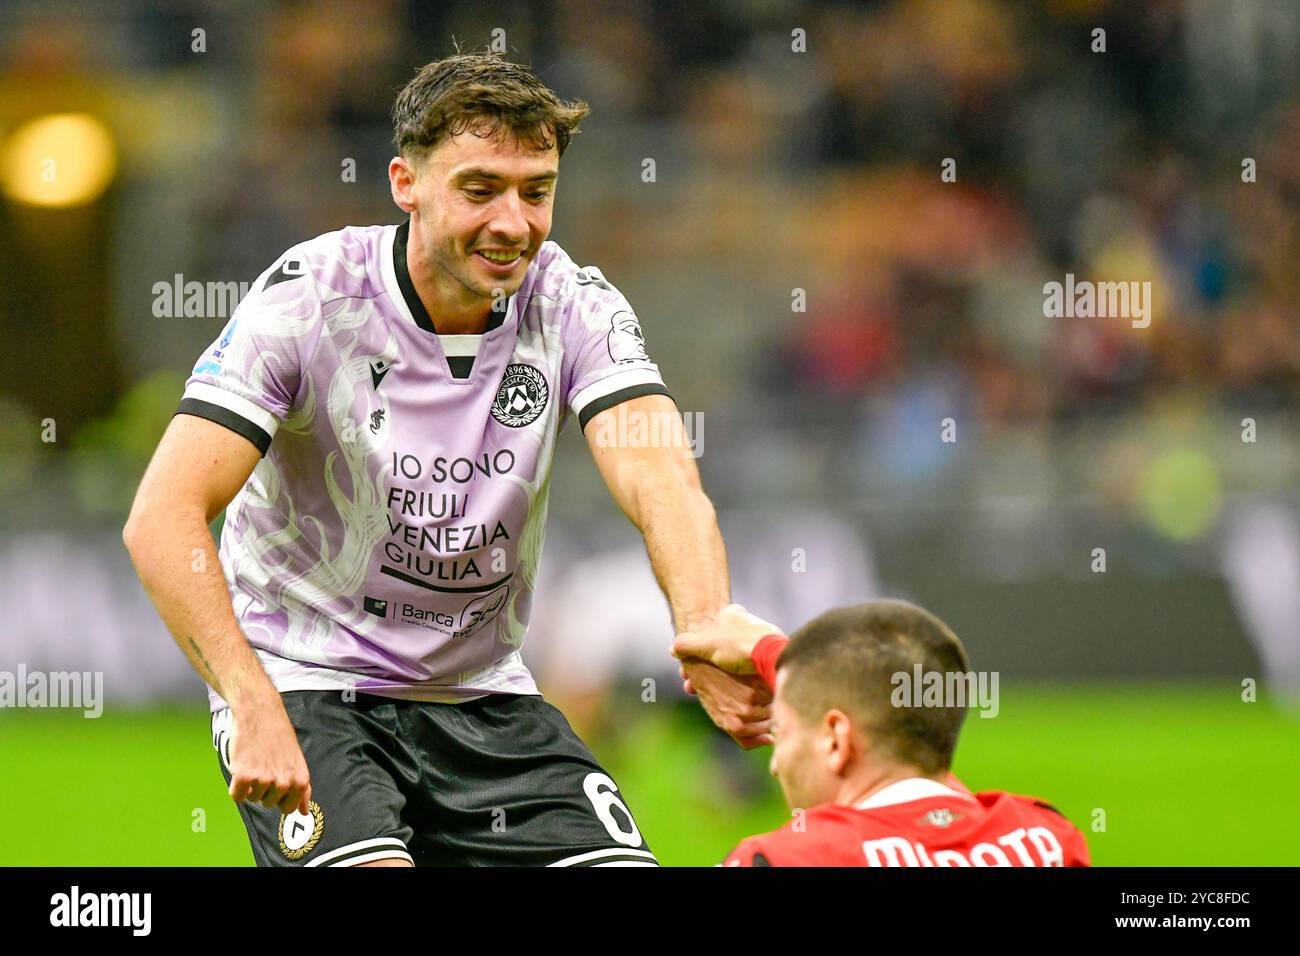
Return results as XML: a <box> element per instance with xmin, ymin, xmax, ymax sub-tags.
<box><xmin>733</xmin><ymin>634</ymin><xmax>1090</xmax><ymax>867</ymax></box>
<box><xmin>724</xmin><ymin>777</ymin><xmax>1090</xmax><ymax>866</ymax></box>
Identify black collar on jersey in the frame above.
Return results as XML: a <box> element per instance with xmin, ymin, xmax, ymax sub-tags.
<box><xmin>393</xmin><ymin>220</ymin><xmax>509</xmax><ymax>335</ymax></box>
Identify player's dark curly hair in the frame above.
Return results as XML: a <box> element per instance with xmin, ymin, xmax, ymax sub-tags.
<box><xmin>392</xmin><ymin>46</ymin><xmax>590</xmax><ymax>160</ymax></box>
<box><xmin>778</xmin><ymin>600</ymin><xmax>973</xmax><ymax>775</ymax></box>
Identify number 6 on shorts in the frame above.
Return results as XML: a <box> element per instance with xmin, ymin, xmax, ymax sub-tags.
<box><xmin>582</xmin><ymin>772</ymin><xmax>643</xmax><ymax>848</ymax></box>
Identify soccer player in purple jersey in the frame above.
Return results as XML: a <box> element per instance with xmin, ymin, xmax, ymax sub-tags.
<box><xmin>123</xmin><ymin>51</ymin><xmax>770</xmax><ymax>867</ymax></box>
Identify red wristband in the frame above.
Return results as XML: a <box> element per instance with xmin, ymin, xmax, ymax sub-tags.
<box><xmin>751</xmin><ymin>633</ymin><xmax>789</xmax><ymax>691</ymax></box>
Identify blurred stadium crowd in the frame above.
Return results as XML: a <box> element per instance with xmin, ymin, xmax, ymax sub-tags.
<box><xmin>0</xmin><ymin>0</ymin><xmax>1298</xmax><ymax>719</ymax></box>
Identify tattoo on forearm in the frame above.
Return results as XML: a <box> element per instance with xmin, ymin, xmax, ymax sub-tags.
<box><xmin>187</xmin><ymin>637</ymin><xmax>218</xmax><ymax>686</ymax></box>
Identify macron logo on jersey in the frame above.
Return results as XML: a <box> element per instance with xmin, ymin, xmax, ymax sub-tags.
<box><xmin>264</xmin><ymin>258</ymin><xmax>306</xmax><ymax>290</ymax></box>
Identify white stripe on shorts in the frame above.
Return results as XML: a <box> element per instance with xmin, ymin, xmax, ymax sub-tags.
<box><xmin>305</xmin><ymin>837</ymin><xmax>412</xmax><ymax>868</ymax></box>
<box><xmin>547</xmin><ymin>847</ymin><xmax>659</xmax><ymax>867</ymax></box>
<box><xmin>592</xmin><ymin>861</ymin><xmax>660</xmax><ymax>867</ymax></box>
<box><xmin>330</xmin><ymin>849</ymin><xmax>415</xmax><ymax>867</ymax></box>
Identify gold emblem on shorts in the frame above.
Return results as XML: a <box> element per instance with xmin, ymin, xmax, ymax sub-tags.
<box><xmin>278</xmin><ymin>800</ymin><xmax>325</xmax><ymax>860</ymax></box>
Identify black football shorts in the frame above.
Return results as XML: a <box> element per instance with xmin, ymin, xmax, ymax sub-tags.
<box><xmin>210</xmin><ymin>690</ymin><xmax>658</xmax><ymax>867</ymax></box>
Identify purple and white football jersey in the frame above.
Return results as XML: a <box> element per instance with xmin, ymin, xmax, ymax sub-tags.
<box><xmin>178</xmin><ymin>221</ymin><xmax>669</xmax><ymax>712</ymax></box>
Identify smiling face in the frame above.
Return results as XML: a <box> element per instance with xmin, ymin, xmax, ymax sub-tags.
<box><xmin>389</xmin><ymin>121</ymin><xmax>558</xmax><ymax>327</ymax></box>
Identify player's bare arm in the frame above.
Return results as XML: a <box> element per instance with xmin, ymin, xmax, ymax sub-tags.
<box><xmin>584</xmin><ymin>393</ymin><xmax>773</xmax><ymax>748</ymax></box>
<box><xmin>122</xmin><ymin>414</ymin><xmax>311</xmax><ymax>815</ymax></box>
<box><xmin>584</xmin><ymin>394</ymin><xmax>724</xmax><ymax>630</ymax></box>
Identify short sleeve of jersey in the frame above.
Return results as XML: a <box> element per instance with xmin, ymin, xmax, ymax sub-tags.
<box><xmin>175</xmin><ymin>252</ymin><xmax>323</xmax><ymax>455</ymax></box>
<box><xmin>557</xmin><ymin>262</ymin><xmax>671</xmax><ymax>430</ymax></box>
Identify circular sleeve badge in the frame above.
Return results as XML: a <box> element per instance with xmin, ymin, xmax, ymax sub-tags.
<box><xmin>607</xmin><ymin>311</ymin><xmax>649</xmax><ymax>364</ymax></box>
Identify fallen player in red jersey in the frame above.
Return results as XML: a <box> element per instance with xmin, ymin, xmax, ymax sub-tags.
<box><xmin>674</xmin><ymin>601</ymin><xmax>1090</xmax><ymax>866</ymax></box>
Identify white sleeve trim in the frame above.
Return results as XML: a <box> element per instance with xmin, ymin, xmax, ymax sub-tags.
<box><xmin>569</xmin><ymin>368</ymin><xmax>666</xmax><ymax>418</ymax></box>
<box><xmin>183</xmin><ymin>381</ymin><xmax>281</xmax><ymax>439</ymax></box>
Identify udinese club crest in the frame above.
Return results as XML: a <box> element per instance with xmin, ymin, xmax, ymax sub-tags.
<box><xmin>279</xmin><ymin>800</ymin><xmax>325</xmax><ymax>860</ymax></box>
<box><xmin>491</xmin><ymin>363</ymin><xmax>548</xmax><ymax>428</ymax></box>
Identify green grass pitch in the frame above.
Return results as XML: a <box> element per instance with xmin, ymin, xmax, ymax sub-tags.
<box><xmin>2</xmin><ymin>684</ymin><xmax>1296</xmax><ymax>865</ymax></box>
